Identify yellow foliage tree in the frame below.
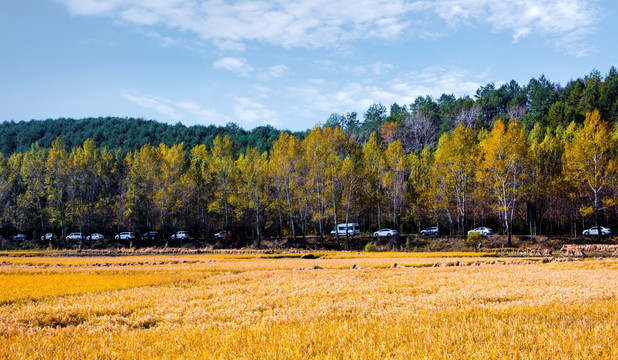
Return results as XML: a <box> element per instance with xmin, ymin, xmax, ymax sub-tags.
<box><xmin>478</xmin><ymin>120</ymin><xmax>530</xmax><ymax>246</ymax></box>
<box><xmin>362</xmin><ymin>132</ymin><xmax>386</xmax><ymax>229</ymax></box>
<box><xmin>209</xmin><ymin>135</ymin><xmax>237</xmax><ymax>231</ymax></box>
<box><xmin>45</xmin><ymin>139</ymin><xmax>70</xmax><ymax>244</ymax></box>
<box><xmin>563</xmin><ymin>110</ymin><xmax>617</xmax><ymax>240</ymax></box>
<box><xmin>19</xmin><ymin>143</ymin><xmax>48</xmax><ymax>237</ymax></box>
<box><xmin>269</xmin><ymin>132</ymin><xmax>301</xmax><ymax>244</ymax></box>
<box><xmin>383</xmin><ymin>139</ymin><xmax>408</xmax><ymax>229</ymax></box>
<box><xmin>433</xmin><ymin>125</ymin><xmax>478</xmax><ymax>236</ymax></box>
<box><xmin>157</xmin><ymin>143</ymin><xmax>188</xmax><ymax>241</ymax></box>
<box><xmin>234</xmin><ymin>146</ymin><xmax>269</xmax><ymax>248</ymax></box>
<box><xmin>124</xmin><ymin>144</ymin><xmax>160</xmax><ymax>234</ymax></box>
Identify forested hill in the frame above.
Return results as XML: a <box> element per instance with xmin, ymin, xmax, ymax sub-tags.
<box><xmin>0</xmin><ymin>117</ymin><xmax>291</xmax><ymax>155</ymax></box>
<box><xmin>2</xmin><ymin>67</ymin><xmax>617</xmax><ymax>156</ymax></box>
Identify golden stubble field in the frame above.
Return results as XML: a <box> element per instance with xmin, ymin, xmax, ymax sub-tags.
<box><xmin>1</xmin><ymin>252</ymin><xmax>617</xmax><ymax>359</ymax></box>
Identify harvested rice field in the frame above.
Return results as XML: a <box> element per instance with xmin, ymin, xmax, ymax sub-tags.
<box><xmin>1</xmin><ymin>252</ymin><xmax>617</xmax><ymax>359</ymax></box>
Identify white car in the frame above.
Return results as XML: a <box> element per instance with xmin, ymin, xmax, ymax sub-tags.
<box><xmin>582</xmin><ymin>226</ymin><xmax>612</xmax><ymax>236</ymax></box>
<box><xmin>330</xmin><ymin>223</ymin><xmax>360</xmax><ymax>236</ymax></box>
<box><xmin>373</xmin><ymin>228</ymin><xmax>398</xmax><ymax>237</ymax></box>
<box><xmin>87</xmin><ymin>233</ymin><xmax>104</xmax><ymax>241</ymax></box>
<box><xmin>467</xmin><ymin>227</ymin><xmax>494</xmax><ymax>236</ymax></box>
<box><xmin>66</xmin><ymin>232</ymin><xmax>84</xmax><ymax>241</ymax></box>
<box><xmin>41</xmin><ymin>233</ymin><xmax>55</xmax><ymax>241</ymax></box>
<box><xmin>171</xmin><ymin>231</ymin><xmax>190</xmax><ymax>240</ymax></box>
<box><xmin>214</xmin><ymin>230</ymin><xmax>231</xmax><ymax>240</ymax></box>
<box><xmin>420</xmin><ymin>226</ymin><xmax>439</xmax><ymax>236</ymax></box>
<box><xmin>115</xmin><ymin>232</ymin><xmax>135</xmax><ymax>240</ymax></box>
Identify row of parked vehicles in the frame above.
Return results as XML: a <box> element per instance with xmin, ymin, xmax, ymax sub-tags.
<box><xmin>35</xmin><ymin>231</ymin><xmax>191</xmax><ymax>242</ymax></box>
<box><xmin>115</xmin><ymin>231</ymin><xmax>190</xmax><ymax>241</ymax></box>
<box><xmin>355</xmin><ymin>224</ymin><xmax>612</xmax><ymax>237</ymax></box>
<box><xmin>370</xmin><ymin>226</ymin><xmax>493</xmax><ymax>238</ymax></box>
<box><xmin>11</xmin><ymin>225</ymin><xmax>614</xmax><ymax>242</ymax></box>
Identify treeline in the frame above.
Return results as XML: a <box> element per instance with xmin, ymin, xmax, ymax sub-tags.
<box><xmin>0</xmin><ymin>109</ymin><xmax>616</xmax><ymax>249</ymax></box>
<box><xmin>0</xmin><ymin>117</ymin><xmax>289</xmax><ymax>156</ymax></box>
<box><xmin>324</xmin><ymin>68</ymin><xmax>618</xmax><ymax>152</ymax></box>
<box><xmin>2</xmin><ymin>67</ymin><xmax>618</xmax><ymax>157</ymax></box>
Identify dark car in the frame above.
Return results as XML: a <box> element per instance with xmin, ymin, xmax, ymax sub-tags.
<box><xmin>420</xmin><ymin>226</ymin><xmax>440</xmax><ymax>236</ymax></box>
<box><xmin>140</xmin><ymin>231</ymin><xmax>159</xmax><ymax>241</ymax></box>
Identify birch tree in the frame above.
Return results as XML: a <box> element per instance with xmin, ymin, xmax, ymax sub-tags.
<box><xmin>478</xmin><ymin>120</ymin><xmax>530</xmax><ymax>246</ymax></box>
<box><xmin>563</xmin><ymin>110</ymin><xmax>617</xmax><ymax>241</ymax></box>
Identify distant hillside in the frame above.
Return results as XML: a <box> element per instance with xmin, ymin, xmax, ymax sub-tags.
<box><xmin>3</xmin><ymin>67</ymin><xmax>617</xmax><ymax>156</ymax></box>
<box><xmin>0</xmin><ymin>117</ymin><xmax>293</xmax><ymax>155</ymax></box>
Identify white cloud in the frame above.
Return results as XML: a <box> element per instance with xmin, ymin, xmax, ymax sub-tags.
<box><xmin>120</xmin><ymin>92</ymin><xmax>181</xmax><ymax>121</ymax></box>
<box><xmin>290</xmin><ymin>64</ymin><xmax>486</xmax><ymax>119</ymax></box>
<box><xmin>367</xmin><ymin>62</ymin><xmax>394</xmax><ymax>76</ymax></box>
<box><xmin>59</xmin><ymin>0</ymin><xmax>119</xmax><ymax>15</ymax></box>
<box><xmin>57</xmin><ymin>0</ymin><xmax>602</xmax><ymax>55</ymax></box>
<box><xmin>416</xmin><ymin>0</ymin><xmax>601</xmax><ymax>56</ymax></box>
<box><xmin>122</xmin><ymin>91</ymin><xmax>279</xmax><ymax>128</ymax></box>
<box><xmin>314</xmin><ymin>60</ymin><xmax>394</xmax><ymax>77</ymax></box>
<box><xmin>233</xmin><ymin>97</ymin><xmax>280</xmax><ymax>127</ymax></box>
<box><xmin>176</xmin><ymin>101</ymin><xmax>228</xmax><ymax>125</ymax></box>
<box><xmin>257</xmin><ymin>64</ymin><xmax>289</xmax><ymax>80</ymax></box>
<box><xmin>121</xmin><ymin>91</ymin><xmax>230</xmax><ymax>126</ymax></box>
<box><xmin>213</xmin><ymin>39</ymin><xmax>246</xmax><ymax>52</ymax></box>
<box><xmin>251</xmin><ymin>85</ymin><xmax>272</xmax><ymax>99</ymax></box>
<box><xmin>145</xmin><ymin>31</ymin><xmax>176</xmax><ymax>47</ymax></box>
<box><xmin>56</xmin><ymin>0</ymin><xmax>415</xmax><ymax>48</ymax></box>
<box><xmin>212</xmin><ymin>57</ymin><xmax>253</xmax><ymax>76</ymax></box>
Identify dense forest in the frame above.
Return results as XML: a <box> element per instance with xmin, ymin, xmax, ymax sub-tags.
<box><xmin>2</xmin><ymin>67</ymin><xmax>617</xmax><ymax>156</ymax></box>
<box><xmin>0</xmin><ymin>68</ymin><xmax>617</xmax><ymax>249</ymax></box>
<box><xmin>0</xmin><ymin>118</ymin><xmax>291</xmax><ymax>156</ymax></box>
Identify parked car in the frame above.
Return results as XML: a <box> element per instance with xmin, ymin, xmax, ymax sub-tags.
<box><xmin>373</xmin><ymin>228</ymin><xmax>398</xmax><ymax>237</ymax></box>
<box><xmin>171</xmin><ymin>231</ymin><xmax>190</xmax><ymax>240</ymax></box>
<box><xmin>140</xmin><ymin>231</ymin><xmax>159</xmax><ymax>241</ymax></box>
<box><xmin>13</xmin><ymin>234</ymin><xmax>26</xmax><ymax>241</ymax></box>
<box><xmin>66</xmin><ymin>232</ymin><xmax>84</xmax><ymax>241</ymax></box>
<box><xmin>115</xmin><ymin>232</ymin><xmax>135</xmax><ymax>241</ymax></box>
<box><xmin>331</xmin><ymin>223</ymin><xmax>360</xmax><ymax>236</ymax></box>
<box><xmin>420</xmin><ymin>226</ymin><xmax>440</xmax><ymax>236</ymax></box>
<box><xmin>41</xmin><ymin>233</ymin><xmax>55</xmax><ymax>241</ymax></box>
<box><xmin>214</xmin><ymin>230</ymin><xmax>231</xmax><ymax>240</ymax></box>
<box><xmin>467</xmin><ymin>227</ymin><xmax>494</xmax><ymax>236</ymax></box>
<box><xmin>582</xmin><ymin>226</ymin><xmax>612</xmax><ymax>236</ymax></box>
<box><xmin>87</xmin><ymin>233</ymin><xmax>104</xmax><ymax>241</ymax></box>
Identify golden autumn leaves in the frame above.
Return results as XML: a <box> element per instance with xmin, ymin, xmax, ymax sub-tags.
<box><xmin>0</xmin><ymin>110</ymin><xmax>615</xmax><ymax>243</ymax></box>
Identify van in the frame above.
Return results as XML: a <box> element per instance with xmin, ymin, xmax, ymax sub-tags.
<box><xmin>330</xmin><ymin>223</ymin><xmax>360</xmax><ymax>236</ymax></box>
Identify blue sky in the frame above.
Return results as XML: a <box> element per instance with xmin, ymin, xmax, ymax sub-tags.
<box><xmin>1</xmin><ymin>0</ymin><xmax>617</xmax><ymax>131</ymax></box>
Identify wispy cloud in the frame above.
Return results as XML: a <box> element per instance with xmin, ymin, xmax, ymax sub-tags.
<box><xmin>121</xmin><ymin>91</ymin><xmax>230</xmax><ymax>126</ymax></box>
<box><xmin>415</xmin><ymin>0</ymin><xmax>601</xmax><ymax>56</ymax></box>
<box><xmin>57</xmin><ymin>0</ymin><xmax>411</xmax><ymax>48</ymax></box>
<box><xmin>120</xmin><ymin>92</ymin><xmax>182</xmax><ymax>121</ymax></box>
<box><xmin>233</xmin><ymin>97</ymin><xmax>280</xmax><ymax>127</ymax></box>
<box><xmin>316</xmin><ymin>60</ymin><xmax>394</xmax><ymax>76</ymax></box>
<box><xmin>257</xmin><ymin>64</ymin><xmax>290</xmax><ymax>80</ymax></box>
<box><xmin>57</xmin><ymin>0</ymin><xmax>602</xmax><ymax>56</ymax></box>
<box><xmin>144</xmin><ymin>31</ymin><xmax>176</xmax><ymax>47</ymax></box>
<box><xmin>290</xmin><ymin>64</ymin><xmax>486</xmax><ymax>119</ymax></box>
<box><xmin>212</xmin><ymin>57</ymin><xmax>253</xmax><ymax>76</ymax></box>
<box><xmin>122</xmin><ymin>91</ymin><xmax>281</xmax><ymax>128</ymax></box>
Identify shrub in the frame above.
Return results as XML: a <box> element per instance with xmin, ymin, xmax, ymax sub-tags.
<box><xmin>365</xmin><ymin>242</ymin><xmax>378</xmax><ymax>252</ymax></box>
<box><xmin>466</xmin><ymin>232</ymin><xmax>484</xmax><ymax>247</ymax></box>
